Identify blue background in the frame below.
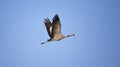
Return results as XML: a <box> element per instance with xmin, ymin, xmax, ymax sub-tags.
<box><xmin>0</xmin><ymin>0</ymin><xmax>120</xmax><ymax>67</ymax></box>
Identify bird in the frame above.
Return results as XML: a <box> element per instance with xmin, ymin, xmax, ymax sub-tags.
<box><xmin>41</xmin><ymin>14</ymin><xmax>75</xmax><ymax>44</ymax></box>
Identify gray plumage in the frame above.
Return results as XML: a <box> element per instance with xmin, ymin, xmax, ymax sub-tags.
<box><xmin>41</xmin><ymin>14</ymin><xmax>75</xmax><ymax>44</ymax></box>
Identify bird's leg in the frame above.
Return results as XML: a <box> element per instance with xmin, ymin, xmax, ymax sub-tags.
<box><xmin>41</xmin><ymin>42</ymin><xmax>46</xmax><ymax>44</ymax></box>
<box><xmin>41</xmin><ymin>40</ymin><xmax>51</xmax><ymax>44</ymax></box>
<box><xmin>47</xmin><ymin>39</ymin><xmax>52</xmax><ymax>41</ymax></box>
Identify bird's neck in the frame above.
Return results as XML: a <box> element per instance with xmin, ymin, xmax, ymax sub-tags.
<box><xmin>66</xmin><ymin>34</ymin><xmax>75</xmax><ymax>37</ymax></box>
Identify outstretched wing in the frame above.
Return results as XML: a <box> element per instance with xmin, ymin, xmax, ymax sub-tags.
<box><xmin>44</xmin><ymin>18</ymin><xmax>52</xmax><ymax>38</ymax></box>
<box><xmin>52</xmin><ymin>14</ymin><xmax>61</xmax><ymax>37</ymax></box>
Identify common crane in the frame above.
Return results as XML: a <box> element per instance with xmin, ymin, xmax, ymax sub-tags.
<box><xmin>41</xmin><ymin>14</ymin><xmax>75</xmax><ymax>44</ymax></box>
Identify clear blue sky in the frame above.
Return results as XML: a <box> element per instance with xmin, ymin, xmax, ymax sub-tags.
<box><xmin>0</xmin><ymin>0</ymin><xmax>120</xmax><ymax>67</ymax></box>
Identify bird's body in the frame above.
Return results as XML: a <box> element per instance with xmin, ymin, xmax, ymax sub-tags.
<box><xmin>41</xmin><ymin>14</ymin><xmax>75</xmax><ymax>44</ymax></box>
<box><xmin>48</xmin><ymin>34</ymin><xmax>65</xmax><ymax>41</ymax></box>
